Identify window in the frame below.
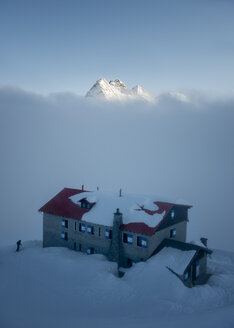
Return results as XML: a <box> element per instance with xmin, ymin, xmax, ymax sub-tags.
<box><xmin>79</xmin><ymin>223</ymin><xmax>85</xmax><ymax>232</ymax></box>
<box><xmin>87</xmin><ymin>247</ymin><xmax>94</xmax><ymax>255</ymax></box>
<box><xmin>87</xmin><ymin>225</ymin><xmax>94</xmax><ymax>235</ymax></box>
<box><xmin>74</xmin><ymin>222</ymin><xmax>77</xmax><ymax>231</ymax></box>
<box><xmin>123</xmin><ymin>233</ymin><xmax>133</xmax><ymax>244</ymax></box>
<box><xmin>170</xmin><ymin>228</ymin><xmax>176</xmax><ymax>238</ymax></box>
<box><xmin>105</xmin><ymin>229</ymin><xmax>112</xmax><ymax>239</ymax></box>
<box><xmin>98</xmin><ymin>227</ymin><xmax>101</xmax><ymax>237</ymax></box>
<box><xmin>61</xmin><ymin>232</ymin><xmax>68</xmax><ymax>240</ymax></box>
<box><xmin>80</xmin><ymin>200</ymin><xmax>91</xmax><ymax>209</ymax></box>
<box><xmin>61</xmin><ymin>219</ymin><xmax>68</xmax><ymax>228</ymax></box>
<box><xmin>170</xmin><ymin>209</ymin><xmax>175</xmax><ymax>220</ymax></box>
<box><xmin>137</xmin><ymin>236</ymin><xmax>147</xmax><ymax>248</ymax></box>
<box><xmin>195</xmin><ymin>261</ymin><xmax>200</xmax><ymax>279</ymax></box>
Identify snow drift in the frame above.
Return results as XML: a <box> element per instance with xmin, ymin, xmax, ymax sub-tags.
<box><xmin>0</xmin><ymin>241</ymin><xmax>234</xmax><ymax>328</ymax></box>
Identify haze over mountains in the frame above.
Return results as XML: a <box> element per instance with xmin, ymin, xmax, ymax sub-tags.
<box><xmin>86</xmin><ymin>78</ymin><xmax>190</xmax><ymax>103</ymax></box>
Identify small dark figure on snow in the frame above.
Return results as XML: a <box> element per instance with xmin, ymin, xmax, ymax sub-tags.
<box><xmin>16</xmin><ymin>240</ymin><xmax>22</xmax><ymax>252</ymax></box>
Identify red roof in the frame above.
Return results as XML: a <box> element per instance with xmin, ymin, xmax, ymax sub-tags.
<box><xmin>39</xmin><ymin>188</ymin><xmax>191</xmax><ymax>236</ymax></box>
<box><xmin>120</xmin><ymin>202</ymin><xmax>175</xmax><ymax>236</ymax></box>
<box><xmin>39</xmin><ymin>188</ymin><xmax>89</xmax><ymax>220</ymax></box>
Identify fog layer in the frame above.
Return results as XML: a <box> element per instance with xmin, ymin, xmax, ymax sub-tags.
<box><xmin>0</xmin><ymin>87</ymin><xmax>233</xmax><ymax>251</ymax></box>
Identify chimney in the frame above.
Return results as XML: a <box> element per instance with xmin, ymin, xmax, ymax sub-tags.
<box><xmin>119</xmin><ymin>188</ymin><xmax>122</xmax><ymax>197</ymax></box>
<box><xmin>97</xmin><ymin>186</ymin><xmax>99</xmax><ymax>191</ymax></box>
<box><xmin>82</xmin><ymin>184</ymin><xmax>84</xmax><ymax>191</ymax></box>
<box><xmin>108</xmin><ymin>208</ymin><xmax>124</xmax><ymax>268</ymax></box>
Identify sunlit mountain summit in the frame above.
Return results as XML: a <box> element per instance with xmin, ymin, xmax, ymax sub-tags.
<box><xmin>85</xmin><ymin>77</ymin><xmax>191</xmax><ymax>104</ymax></box>
<box><xmin>86</xmin><ymin>78</ymin><xmax>155</xmax><ymax>102</ymax></box>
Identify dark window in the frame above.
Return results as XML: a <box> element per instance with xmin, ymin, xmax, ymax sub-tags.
<box><xmin>73</xmin><ymin>242</ymin><xmax>76</xmax><ymax>250</ymax></box>
<box><xmin>74</xmin><ymin>222</ymin><xmax>77</xmax><ymax>231</ymax></box>
<box><xmin>79</xmin><ymin>223</ymin><xmax>85</xmax><ymax>232</ymax></box>
<box><xmin>98</xmin><ymin>227</ymin><xmax>101</xmax><ymax>237</ymax></box>
<box><xmin>61</xmin><ymin>232</ymin><xmax>68</xmax><ymax>240</ymax></box>
<box><xmin>61</xmin><ymin>219</ymin><xmax>68</xmax><ymax>228</ymax></box>
<box><xmin>137</xmin><ymin>237</ymin><xmax>147</xmax><ymax>248</ymax></box>
<box><xmin>80</xmin><ymin>200</ymin><xmax>91</xmax><ymax>209</ymax></box>
<box><xmin>170</xmin><ymin>209</ymin><xmax>175</xmax><ymax>220</ymax></box>
<box><xmin>123</xmin><ymin>233</ymin><xmax>133</xmax><ymax>244</ymax></box>
<box><xmin>105</xmin><ymin>229</ymin><xmax>112</xmax><ymax>239</ymax></box>
<box><xmin>123</xmin><ymin>233</ymin><xmax>128</xmax><ymax>243</ymax></box>
<box><xmin>137</xmin><ymin>236</ymin><xmax>141</xmax><ymax>246</ymax></box>
<box><xmin>170</xmin><ymin>228</ymin><xmax>176</xmax><ymax>238</ymax></box>
<box><xmin>87</xmin><ymin>225</ymin><xmax>94</xmax><ymax>235</ymax></box>
<box><xmin>87</xmin><ymin>247</ymin><xmax>94</xmax><ymax>255</ymax></box>
<box><xmin>79</xmin><ymin>244</ymin><xmax>82</xmax><ymax>251</ymax></box>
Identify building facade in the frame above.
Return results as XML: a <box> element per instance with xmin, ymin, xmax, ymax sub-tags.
<box><xmin>39</xmin><ymin>187</ymin><xmax>211</xmax><ymax>285</ymax></box>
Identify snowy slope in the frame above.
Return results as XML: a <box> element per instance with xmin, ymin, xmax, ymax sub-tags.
<box><xmin>1</xmin><ymin>241</ymin><xmax>234</xmax><ymax>328</ymax></box>
<box><xmin>86</xmin><ymin>78</ymin><xmax>155</xmax><ymax>102</ymax></box>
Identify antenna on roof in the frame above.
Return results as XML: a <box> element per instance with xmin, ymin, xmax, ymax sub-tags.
<box><xmin>82</xmin><ymin>184</ymin><xmax>84</xmax><ymax>191</ymax></box>
<box><xmin>119</xmin><ymin>188</ymin><xmax>122</xmax><ymax>197</ymax></box>
<box><xmin>97</xmin><ymin>186</ymin><xmax>99</xmax><ymax>191</ymax></box>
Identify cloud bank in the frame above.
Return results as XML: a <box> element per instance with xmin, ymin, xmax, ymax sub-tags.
<box><xmin>0</xmin><ymin>86</ymin><xmax>234</xmax><ymax>251</ymax></box>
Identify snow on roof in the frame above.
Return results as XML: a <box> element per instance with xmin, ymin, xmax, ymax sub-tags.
<box><xmin>39</xmin><ymin>188</ymin><xmax>191</xmax><ymax>236</ymax></box>
<box><xmin>189</xmin><ymin>240</ymin><xmax>208</xmax><ymax>248</ymax></box>
<box><xmin>154</xmin><ymin>247</ymin><xmax>196</xmax><ymax>275</ymax></box>
<box><xmin>70</xmin><ymin>190</ymin><xmax>166</xmax><ymax>227</ymax></box>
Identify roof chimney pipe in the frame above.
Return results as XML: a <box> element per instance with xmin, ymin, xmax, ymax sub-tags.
<box><xmin>119</xmin><ymin>188</ymin><xmax>122</xmax><ymax>197</ymax></box>
<box><xmin>82</xmin><ymin>184</ymin><xmax>84</xmax><ymax>191</ymax></box>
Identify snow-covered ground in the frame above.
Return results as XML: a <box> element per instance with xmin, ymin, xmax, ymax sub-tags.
<box><xmin>1</xmin><ymin>241</ymin><xmax>234</xmax><ymax>328</ymax></box>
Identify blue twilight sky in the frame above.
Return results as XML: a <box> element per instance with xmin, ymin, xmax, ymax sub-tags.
<box><xmin>0</xmin><ymin>0</ymin><xmax>234</xmax><ymax>96</ymax></box>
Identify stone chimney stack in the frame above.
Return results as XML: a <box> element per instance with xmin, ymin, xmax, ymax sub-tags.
<box><xmin>108</xmin><ymin>209</ymin><xmax>125</xmax><ymax>267</ymax></box>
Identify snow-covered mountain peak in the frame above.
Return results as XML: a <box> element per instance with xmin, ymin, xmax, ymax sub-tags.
<box><xmin>86</xmin><ymin>78</ymin><xmax>192</xmax><ymax>104</ymax></box>
<box><xmin>86</xmin><ymin>78</ymin><xmax>121</xmax><ymax>99</ymax></box>
<box><xmin>109</xmin><ymin>79</ymin><xmax>126</xmax><ymax>89</ymax></box>
<box><xmin>86</xmin><ymin>77</ymin><xmax>154</xmax><ymax>101</ymax></box>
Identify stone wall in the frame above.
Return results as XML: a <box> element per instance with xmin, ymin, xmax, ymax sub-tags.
<box><xmin>43</xmin><ymin>213</ymin><xmax>112</xmax><ymax>255</ymax></box>
<box><xmin>43</xmin><ymin>212</ymin><xmax>187</xmax><ymax>266</ymax></box>
<box><xmin>120</xmin><ymin>220</ymin><xmax>187</xmax><ymax>263</ymax></box>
